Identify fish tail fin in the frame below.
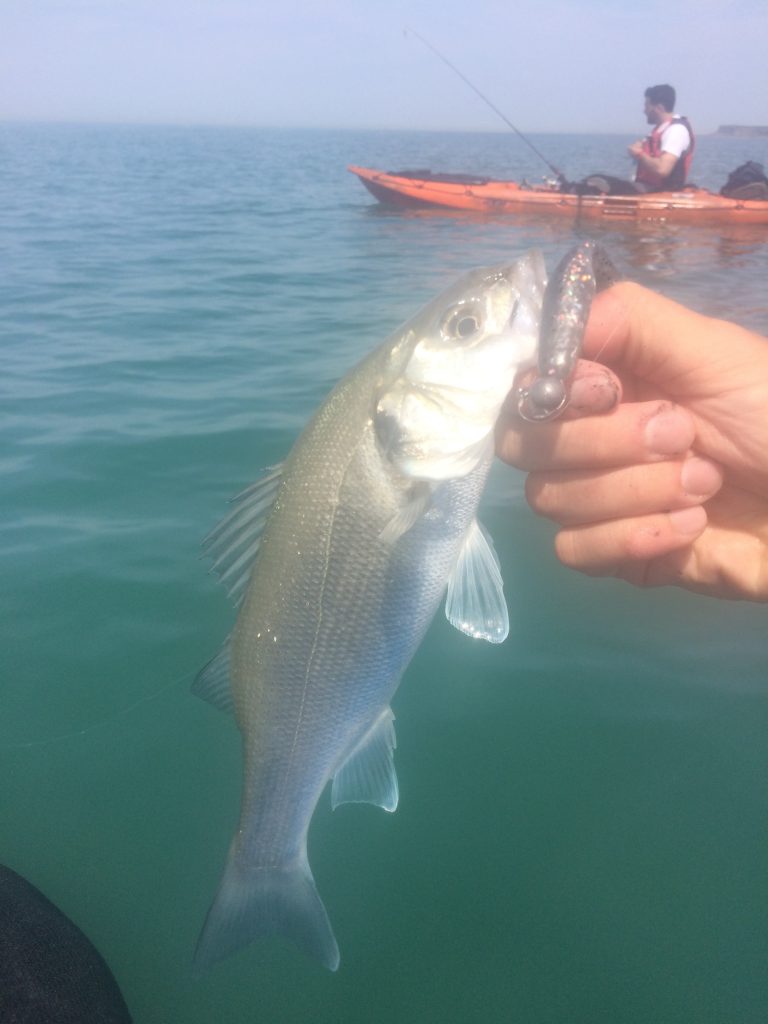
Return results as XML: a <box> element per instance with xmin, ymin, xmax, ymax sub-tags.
<box><xmin>193</xmin><ymin>848</ymin><xmax>340</xmax><ymax>972</ymax></box>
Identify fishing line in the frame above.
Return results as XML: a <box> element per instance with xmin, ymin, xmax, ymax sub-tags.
<box><xmin>589</xmin><ymin>315</ymin><xmax>623</xmax><ymax>368</ymax></box>
<box><xmin>404</xmin><ymin>27</ymin><xmax>565</xmax><ymax>184</ymax></box>
<box><xmin>1</xmin><ymin>672</ymin><xmax>192</xmax><ymax>752</ymax></box>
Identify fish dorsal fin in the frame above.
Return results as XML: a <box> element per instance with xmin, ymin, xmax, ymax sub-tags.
<box><xmin>331</xmin><ymin>707</ymin><xmax>398</xmax><ymax>812</ymax></box>
<box><xmin>445</xmin><ymin>519</ymin><xmax>509</xmax><ymax>644</ymax></box>
<box><xmin>191</xmin><ymin>638</ymin><xmax>234</xmax><ymax>713</ymax></box>
<box><xmin>202</xmin><ymin>464</ymin><xmax>284</xmax><ymax>607</ymax></box>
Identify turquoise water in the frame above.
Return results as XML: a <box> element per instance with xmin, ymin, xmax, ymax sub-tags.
<box><xmin>2</xmin><ymin>124</ymin><xmax>767</xmax><ymax>1023</ymax></box>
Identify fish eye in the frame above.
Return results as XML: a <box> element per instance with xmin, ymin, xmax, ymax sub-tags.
<box><xmin>441</xmin><ymin>303</ymin><xmax>483</xmax><ymax>342</ymax></box>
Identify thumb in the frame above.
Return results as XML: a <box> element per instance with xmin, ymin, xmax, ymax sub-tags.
<box><xmin>583</xmin><ymin>282</ymin><xmax>758</xmax><ymax>397</ymax></box>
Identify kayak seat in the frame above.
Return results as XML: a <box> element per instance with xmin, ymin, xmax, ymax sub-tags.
<box><xmin>581</xmin><ymin>175</ymin><xmax>647</xmax><ymax>196</ymax></box>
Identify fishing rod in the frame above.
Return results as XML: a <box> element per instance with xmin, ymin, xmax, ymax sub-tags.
<box><xmin>404</xmin><ymin>27</ymin><xmax>565</xmax><ymax>185</ymax></box>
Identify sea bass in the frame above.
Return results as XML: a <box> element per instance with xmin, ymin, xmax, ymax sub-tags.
<box><xmin>193</xmin><ymin>245</ymin><xmax>609</xmax><ymax>972</ymax></box>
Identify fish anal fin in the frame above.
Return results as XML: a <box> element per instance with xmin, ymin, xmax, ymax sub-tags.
<box><xmin>331</xmin><ymin>707</ymin><xmax>398</xmax><ymax>812</ymax></box>
<box><xmin>445</xmin><ymin>519</ymin><xmax>509</xmax><ymax>643</ymax></box>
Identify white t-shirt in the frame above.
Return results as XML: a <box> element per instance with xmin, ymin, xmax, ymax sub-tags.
<box><xmin>659</xmin><ymin>120</ymin><xmax>691</xmax><ymax>158</ymax></box>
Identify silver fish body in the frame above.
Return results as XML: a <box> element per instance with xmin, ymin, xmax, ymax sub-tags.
<box><xmin>193</xmin><ymin>252</ymin><xmax>550</xmax><ymax>971</ymax></box>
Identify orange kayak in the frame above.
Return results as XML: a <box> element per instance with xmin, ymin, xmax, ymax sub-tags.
<box><xmin>348</xmin><ymin>165</ymin><xmax>768</xmax><ymax>226</ymax></box>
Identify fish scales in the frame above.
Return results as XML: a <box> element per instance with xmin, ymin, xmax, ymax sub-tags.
<box><xmin>192</xmin><ymin>246</ymin><xmax>610</xmax><ymax>971</ymax></box>
<box><xmin>230</xmin><ymin>345</ymin><xmax>488</xmax><ymax>862</ymax></box>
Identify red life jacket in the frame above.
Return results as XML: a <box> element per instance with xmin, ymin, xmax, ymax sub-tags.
<box><xmin>636</xmin><ymin>116</ymin><xmax>695</xmax><ymax>190</ymax></box>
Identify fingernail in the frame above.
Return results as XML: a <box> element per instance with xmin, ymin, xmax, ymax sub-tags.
<box><xmin>669</xmin><ymin>505</ymin><xmax>707</xmax><ymax>535</ymax></box>
<box><xmin>644</xmin><ymin>406</ymin><xmax>694</xmax><ymax>457</ymax></box>
<box><xmin>680</xmin><ymin>457</ymin><xmax>722</xmax><ymax>498</ymax></box>
<box><xmin>568</xmin><ymin>371</ymin><xmax>620</xmax><ymax>414</ymax></box>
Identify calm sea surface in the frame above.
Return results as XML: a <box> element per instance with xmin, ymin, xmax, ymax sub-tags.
<box><xmin>2</xmin><ymin>125</ymin><xmax>767</xmax><ymax>1023</ymax></box>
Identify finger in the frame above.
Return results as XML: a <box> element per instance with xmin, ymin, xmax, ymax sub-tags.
<box><xmin>513</xmin><ymin>359</ymin><xmax>621</xmax><ymax>420</ymax></box>
<box><xmin>526</xmin><ymin>456</ymin><xmax>723</xmax><ymax>526</ymax></box>
<box><xmin>584</xmin><ymin>282</ymin><xmax>708</xmax><ymax>374</ymax></box>
<box><xmin>564</xmin><ymin>361</ymin><xmax>622</xmax><ymax>417</ymax></box>
<box><xmin>679</xmin><ymin>487</ymin><xmax>768</xmax><ymax>600</ymax></box>
<box><xmin>497</xmin><ymin>399</ymin><xmax>696</xmax><ymax>472</ymax></box>
<box><xmin>554</xmin><ymin>506</ymin><xmax>709</xmax><ymax>578</ymax></box>
<box><xmin>584</xmin><ymin>282</ymin><xmax>766</xmax><ymax>394</ymax></box>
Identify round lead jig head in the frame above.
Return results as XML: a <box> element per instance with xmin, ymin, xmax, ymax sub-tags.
<box><xmin>517</xmin><ymin>375</ymin><xmax>568</xmax><ymax>422</ymax></box>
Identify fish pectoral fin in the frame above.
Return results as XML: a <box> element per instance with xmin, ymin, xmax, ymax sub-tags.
<box><xmin>378</xmin><ymin>482</ymin><xmax>432</xmax><ymax>545</ymax></box>
<box><xmin>331</xmin><ymin>707</ymin><xmax>398</xmax><ymax>813</ymax></box>
<box><xmin>445</xmin><ymin>519</ymin><xmax>509</xmax><ymax>644</ymax></box>
<box><xmin>201</xmin><ymin>462</ymin><xmax>284</xmax><ymax>607</ymax></box>
<box><xmin>192</xmin><ymin>638</ymin><xmax>234</xmax><ymax>713</ymax></box>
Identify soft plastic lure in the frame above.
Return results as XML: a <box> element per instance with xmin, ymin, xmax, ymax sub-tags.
<box><xmin>518</xmin><ymin>241</ymin><xmax>618</xmax><ymax>421</ymax></box>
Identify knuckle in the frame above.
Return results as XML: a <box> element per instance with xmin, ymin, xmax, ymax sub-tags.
<box><xmin>624</xmin><ymin>525</ymin><xmax>664</xmax><ymax>560</ymax></box>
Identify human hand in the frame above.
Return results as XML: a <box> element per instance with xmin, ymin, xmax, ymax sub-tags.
<box><xmin>496</xmin><ymin>282</ymin><xmax>768</xmax><ymax>601</ymax></box>
<box><xmin>627</xmin><ymin>141</ymin><xmax>644</xmax><ymax>160</ymax></box>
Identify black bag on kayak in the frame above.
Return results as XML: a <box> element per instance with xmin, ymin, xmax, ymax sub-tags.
<box><xmin>720</xmin><ymin>161</ymin><xmax>768</xmax><ymax>200</ymax></box>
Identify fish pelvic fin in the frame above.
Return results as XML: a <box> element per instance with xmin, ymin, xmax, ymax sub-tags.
<box><xmin>193</xmin><ymin>849</ymin><xmax>340</xmax><ymax>973</ymax></box>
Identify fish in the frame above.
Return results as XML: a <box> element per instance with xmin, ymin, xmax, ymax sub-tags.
<box><xmin>517</xmin><ymin>240</ymin><xmax>618</xmax><ymax>421</ymax></box>
<box><xmin>192</xmin><ymin>245</ymin><xmax>605</xmax><ymax>972</ymax></box>
<box><xmin>0</xmin><ymin>864</ymin><xmax>133</xmax><ymax>1023</ymax></box>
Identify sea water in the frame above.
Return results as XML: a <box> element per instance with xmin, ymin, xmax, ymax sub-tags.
<box><xmin>1</xmin><ymin>124</ymin><xmax>767</xmax><ymax>1023</ymax></box>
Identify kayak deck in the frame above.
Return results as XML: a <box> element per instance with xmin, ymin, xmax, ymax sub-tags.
<box><xmin>348</xmin><ymin>165</ymin><xmax>768</xmax><ymax>226</ymax></box>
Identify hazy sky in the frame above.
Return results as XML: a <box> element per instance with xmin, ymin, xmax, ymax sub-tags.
<box><xmin>2</xmin><ymin>0</ymin><xmax>766</xmax><ymax>134</ymax></box>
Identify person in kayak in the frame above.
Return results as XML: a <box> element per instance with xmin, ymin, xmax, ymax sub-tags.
<box><xmin>628</xmin><ymin>84</ymin><xmax>694</xmax><ymax>192</ymax></box>
<box><xmin>578</xmin><ymin>85</ymin><xmax>694</xmax><ymax>196</ymax></box>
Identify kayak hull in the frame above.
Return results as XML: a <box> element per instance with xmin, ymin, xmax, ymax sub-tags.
<box><xmin>348</xmin><ymin>166</ymin><xmax>768</xmax><ymax>226</ymax></box>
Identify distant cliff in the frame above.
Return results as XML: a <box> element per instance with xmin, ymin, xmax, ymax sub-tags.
<box><xmin>716</xmin><ymin>125</ymin><xmax>768</xmax><ymax>138</ymax></box>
